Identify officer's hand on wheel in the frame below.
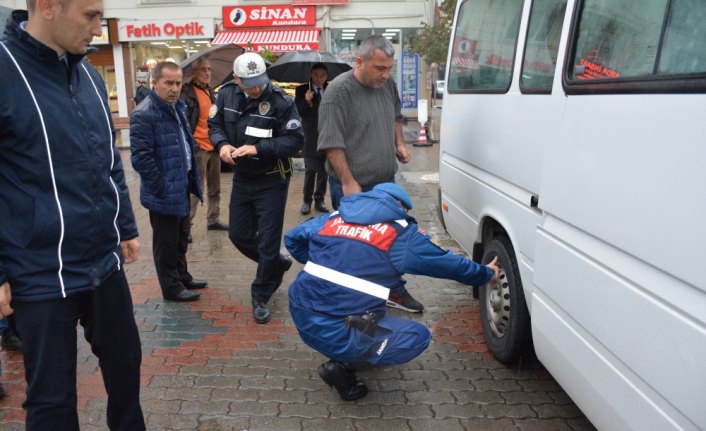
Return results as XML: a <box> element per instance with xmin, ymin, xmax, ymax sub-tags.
<box><xmin>486</xmin><ymin>256</ymin><xmax>500</xmax><ymax>281</ymax></box>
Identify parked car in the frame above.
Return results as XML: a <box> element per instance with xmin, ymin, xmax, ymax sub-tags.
<box><xmin>433</xmin><ymin>80</ymin><xmax>445</xmax><ymax>99</ymax></box>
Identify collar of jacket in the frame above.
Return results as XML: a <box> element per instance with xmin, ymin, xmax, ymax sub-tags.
<box><xmin>6</xmin><ymin>10</ymin><xmax>89</xmax><ymax>69</ymax></box>
<box><xmin>148</xmin><ymin>90</ymin><xmax>187</xmax><ymax>114</ymax></box>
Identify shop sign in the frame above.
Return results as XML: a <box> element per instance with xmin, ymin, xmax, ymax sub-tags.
<box><xmin>117</xmin><ymin>18</ymin><xmax>214</xmax><ymax>42</ymax></box>
<box><xmin>250</xmin><ymin>42</ymin><xmax>319</xmax><ymax>53</ymax></box>
<box><xmin>222</xmin><ymin>5</ymin><xmax>315</xmax><ymax>28</ymax></box>
<box><xmin>92</xmin><ymin>20</ymin><xmax>110</xmax><ymax>45</ymax></box>
<box><xmin>291</xmin><ymin>0</ymin><xmax>350</xmax><ymax>4</ymax></box>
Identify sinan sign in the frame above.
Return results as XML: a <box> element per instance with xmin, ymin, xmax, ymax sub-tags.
<box><xmin>223</xmin><ymin>5</ymin><xmax>315</xmax><ymax>28</ymax></box>
<box><xmin>117</xmin><ymin>18</ymin><xmax>215</xmax><ymax>41</ymax></box>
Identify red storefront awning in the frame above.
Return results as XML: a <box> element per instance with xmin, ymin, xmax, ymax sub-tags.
<box><xmin>211</xmin><ymin>28</ymin><xmax>320</xmax><ymax>52</ymax></box>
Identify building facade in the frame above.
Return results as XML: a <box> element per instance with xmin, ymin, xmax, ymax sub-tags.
<box><xmin>1</xmin><ymin>0</ymin><xmax>437</xmax><ymax>122</ymax></box>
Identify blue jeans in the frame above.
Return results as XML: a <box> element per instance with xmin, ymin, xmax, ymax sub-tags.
<box><xmin>328</xmin><ymin>176</ymin><xmax>396</xmax><ymax>211</ymax></box>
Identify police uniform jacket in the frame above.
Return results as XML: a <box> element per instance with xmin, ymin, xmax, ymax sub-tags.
<box><xmin>208</xmin><ymin>81</ymin><xmax>304</xmax><ymax>180</ymax></box>
<box><xmin>0</xmin><ymin>11</ymin><xmax>138</xmax><ymax>301</ymax></box>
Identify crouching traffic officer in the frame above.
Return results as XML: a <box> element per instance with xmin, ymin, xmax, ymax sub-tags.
<box><xmin>208</xmin><ymin>52</ymin><xmax>304</xmax><ymax>324</ymax></box>
<box><xmin>284</xmin><ymin>183</ymin><xmax>499</xmax><ymax>400</ymax></box>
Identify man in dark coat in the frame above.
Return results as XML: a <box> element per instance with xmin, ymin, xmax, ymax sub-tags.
<box><xmin>130</xmin><ymin>61</ymin><xmax>207</xmax><ymax>302</ymax></box>
<box><xmin>295</xmin><ymin>63</ymin><xmax>330</xmax><ymax>215</ymax></box>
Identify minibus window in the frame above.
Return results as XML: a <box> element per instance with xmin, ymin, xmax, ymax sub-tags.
<box><xmin>659</xmin><ymin>0</ymin><xmax>706</xmax><ymax>74</ymax></box>
<box><xmin>448</xmin><ymin>0</ymin><xmax>523</xmax><ymax>92</ymax></box>
<box><xmin>521</xmin><ymin>0</ymin><xmax>567</xmax><ymax>92</ymax></box>
<box><xmin>570</xmin><ymin>0</ymin><xmax>667</xmax><ymax>80</ymax></box>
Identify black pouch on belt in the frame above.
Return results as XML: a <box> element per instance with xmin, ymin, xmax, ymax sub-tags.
<box><xmin>345</xmin><ymin>311</ymin><xmax>378</xmax><ymax>336</ymax></box>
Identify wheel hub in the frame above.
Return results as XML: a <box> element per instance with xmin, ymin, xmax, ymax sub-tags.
<box><xmin>485</xmin><ymin>268</ymin><xmax>510</xmax><ymax>338</ymax></box>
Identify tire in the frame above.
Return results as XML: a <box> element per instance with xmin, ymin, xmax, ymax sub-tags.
<box><xmin>479</xmin><ymin>236</ymin><xmax>532</xmax><ymax>363</ymax></box>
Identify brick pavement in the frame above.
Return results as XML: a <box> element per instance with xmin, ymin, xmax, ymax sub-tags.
<box><xmin>0</xmin><ymin>136</ymin><xmax>596</xmax><ymax>430</ymax></box>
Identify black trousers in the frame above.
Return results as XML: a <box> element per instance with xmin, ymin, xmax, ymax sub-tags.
<box><xmin>303</xmin><ymin>156</ymin><xmax>327</xmax><ymax>204</ymax></box>
<box><xmin>149</xmin><ymin>210</ymin><xmax>192</xmax><ymax>297</ymax></box>
<box><xmin>12</xmin><ymin>270</ymin><xmax>144</xmax><ymax>431</ymax></box>
<box><xmin>228</xmin><ymin>174</ymin><xmax>289</xmax><ymax>303</ymax></box>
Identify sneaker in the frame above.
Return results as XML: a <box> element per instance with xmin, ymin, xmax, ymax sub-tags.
<box><xmin>386</xmin><ymin>289</ymin><xmax>424</xmax><ymax>313</ymax></box>
<box><xmin>1</xmin><ymin>329</ymin><xmax>22</xmax><ymax>352</ymax></box>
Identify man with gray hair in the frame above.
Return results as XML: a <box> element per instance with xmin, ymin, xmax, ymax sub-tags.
<box><xmin>0</xmin><ymin>0</ymin><xmax>145</xmax><ymax>428</ymax></box>
<box><xmin>317</xmin><ymin>34</ymin><xmax>422</xmax><ymax>313</ymax></box>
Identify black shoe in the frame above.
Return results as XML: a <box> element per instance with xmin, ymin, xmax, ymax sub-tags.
<box><xmin>314</xmin><ymin>201</ymin><xmax>329</xmax><ymax>213</ymax></box>
<box><xmin>164</xmin><ymin>289</ymin><xmax>200</xmax><ymax>302</ymax></box>
<box><xmin>318</xmin><ymin>360</ymin><xmax>368</xmax><ymax>401</ymax></box>
<box><xmin>0</xmin><ymin>329</ymin><xmax>21</xmax><ymax>352</ymax></box>
<box><xmin>183</xmin><ymin>278</ymin><xmax>208</xmax><ymax>289</ymax></box>
<box><xmin>207</xmin><ymin>222</ymin><xmax>229</xmax><ymax>231</ymax></box>
<box><xmin>252</xmin><ymin>299</ymin><xmax>271</xmax><ymax>324</ymax></box>
<box><xmin>187</xmin><ymin>233</ymin><xmax>193</xmax><ymax>243</ymax></box>
<box><xmin>300</xmin><ymin>202</ymin><xmax>311</xmax><ymax>215</ymax></box>
<box><xmin>275</xmin><ymin>254</ymin><xmax>293</xmax><ymax>289</ymax></box>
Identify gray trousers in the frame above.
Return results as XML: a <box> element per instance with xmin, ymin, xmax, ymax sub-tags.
<box><xmin>190</xmin><ymin>149</ymin><xmax>222</xmax><ymax>225</ymax></box>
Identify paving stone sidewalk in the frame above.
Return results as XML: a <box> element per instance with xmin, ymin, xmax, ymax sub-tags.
<box><xmin>0</xmin><ymin>136</ymin><xmax>595</xmax><ymax>430</ymax></box>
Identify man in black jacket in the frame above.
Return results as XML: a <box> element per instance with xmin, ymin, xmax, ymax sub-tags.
<box><xmin>0</xmin><ymin>1</ymin><xmax>145</xmax><ymax>429</ymax></box>
<box><xmin>294</xmin><ymin>63</ymin><xmax>330</xmax><ymax>215</ymax></box>
<box><xmin>209</xmin><ymin>52</ymin><xmax>304</xmax><ymax>324</ymax></box>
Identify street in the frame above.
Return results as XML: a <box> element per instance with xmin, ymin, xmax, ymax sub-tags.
<box><xmin>0</xmin><ymin>135</ymin><xmax>594</xmax><ymax>431</ymax></box>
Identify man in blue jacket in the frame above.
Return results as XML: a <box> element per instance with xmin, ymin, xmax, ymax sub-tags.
<box><xmin>285</xmin><ymin>183</ymin><xmax>499</xmax><ymax>401</ymax></box>
<box><xmin>131</xmin><ymin>61</ymin><xmax>206</xmax><ymax>302</ymax></box>
<box><xmin>0</xmin><ymin>1</ymin><xmax>145</xmax><ymax>429</ymax></box>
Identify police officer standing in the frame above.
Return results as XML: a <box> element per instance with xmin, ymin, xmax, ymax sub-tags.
<box><xmin>208</xmin><ymin>53</ymin><xmax>304</xmax><ymax>324</ymax></box>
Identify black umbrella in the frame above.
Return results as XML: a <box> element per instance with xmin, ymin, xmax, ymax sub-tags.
<box><xmin>266</xmin><ymin>51</ymin><xmax>352</xmax><ymax>83</ymax></box>
<box><xmin>180</xmin><ymin>43</ymin><xmax>246</xmax><ymax>89</ymax></box>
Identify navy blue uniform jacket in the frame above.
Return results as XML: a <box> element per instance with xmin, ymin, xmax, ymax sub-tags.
<box><xmin>0</xmin><ymin>11</ymin><xmax>138</xmax><ymax>301</ymax></box>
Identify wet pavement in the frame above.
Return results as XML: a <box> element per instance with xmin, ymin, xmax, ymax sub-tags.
<box><xmin>0</xmin><ymin>127</ymin><xmax>595</xmax><ymax>430</ymax></box>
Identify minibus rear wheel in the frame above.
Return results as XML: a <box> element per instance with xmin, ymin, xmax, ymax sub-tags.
<box><xmin>479</xmin><ymin>236</ymin><xmax>531</xmax><ymax>363</ymax></box>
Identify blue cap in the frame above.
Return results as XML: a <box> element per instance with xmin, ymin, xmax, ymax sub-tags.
<box><xmin>373</xmin><ymin>183</ymin><xmax>413</xmax><ymax>210</ymax></box>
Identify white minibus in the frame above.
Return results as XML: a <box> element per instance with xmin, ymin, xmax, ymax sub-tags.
<box><xmin>438</xmin><ymin>0</ymin><xmax>705</xmax><ymax>429</ymax></box>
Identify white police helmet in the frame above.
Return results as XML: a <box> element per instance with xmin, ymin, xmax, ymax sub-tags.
<box><xmin>233</xmin><ymin>52</ymin><xmax>269</xmax><ymax>88</ymax></box>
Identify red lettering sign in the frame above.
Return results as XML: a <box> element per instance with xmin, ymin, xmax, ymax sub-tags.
<box><xmin>319</xmin><ymin>217</ymin><xmax>398</xmax><ymax>252</ymax></box>
<box><xmin>223</xmin><ymin>5</ymin><xmax>315</xmax><ymax>28</ymax></box>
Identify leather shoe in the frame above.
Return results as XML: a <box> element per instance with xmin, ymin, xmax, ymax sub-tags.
<box><xmin>252</xmin><ymin>299</ymin><xmax>271</xmax><ymax>324</ymax></box>
<box><xmin>207</xmin><ymin>222</ymin><xmax>229</xmax><ymax>231</ymax></box>
<box><xmin>318</xmin><ymin>360</ymin><xmax>368</xmax><ymax>401</ymax></box>
<box><xmin>300</xmin><ymin>202</ymin><xmax>311</xmax><ymax>215</ymax></box>
<box><xmin>183</xmin><ymin>278</ymin><xmax>207</xmax><ymax>289</ymax></box>
<box><xmin>164</xmin><ymin>289</ymin><xmax>200</xmax><ymax>302</ymax></box>
<box><xmin>314</xmin><ymin>201</ymin><xmax>329</xmax><ymax>213</ymax></box>
<box><xmin>1</xmin><ymin>329</ymin><xmax>22</xmax><ymax>352</ymax></box>
<box><xmin>275</xmin><ymin>254</ymin><xmax>292</xmax><ymax>289</ymax></box>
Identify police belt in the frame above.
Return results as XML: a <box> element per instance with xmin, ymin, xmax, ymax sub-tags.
<box><xmin>303</xmin><ymin>261</ymin><xmax>390</xmax><ymax>300</ymax></box>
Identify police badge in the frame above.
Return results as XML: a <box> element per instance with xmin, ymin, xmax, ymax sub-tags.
<box><xmin>258</xmin><ymin>101</ymin><xmax>271</xmax><ymax>116</ymax></box>
<box><xmin>208</xmin><ymin>104</ymin><xmax>218</xmax><ymax>119</ymax></box>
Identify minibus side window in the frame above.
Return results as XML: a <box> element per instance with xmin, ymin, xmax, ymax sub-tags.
<box><xmin>570</xmin><ymin>0</ymin><xmax>667</xmax><ymax>80</ymax></box>
<box><xmin>520</xmin><ymin>0</ymin><xmax>567</xmax><ymax>92</ymax></box>
<box><xmin>448</xmin><ymin>0</ymin><xmax>523</xmax><ymax>93</ymax></box>
<box><xmin>658</xmin><ymin>0</ymin><xmax>706</xmax><ymax>74</ymax></box>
